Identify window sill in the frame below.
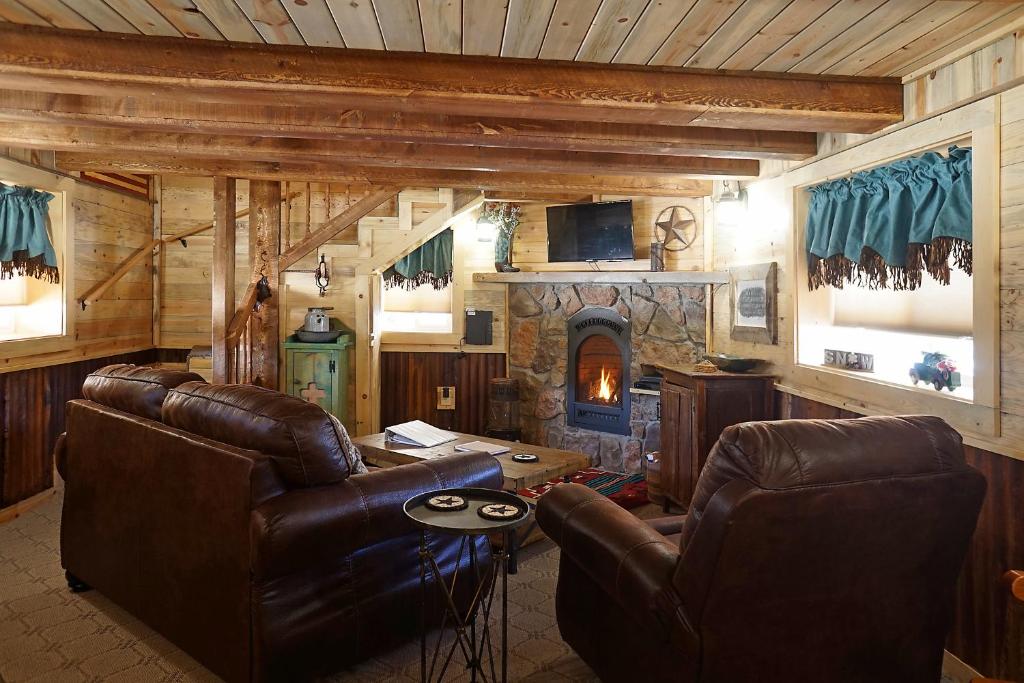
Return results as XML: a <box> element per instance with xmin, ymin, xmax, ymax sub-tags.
<box><xmin>380</xmin><ymin>331</ymin><xmax>463</xmax><ymax>347</ymax></box>
<box><xmin>790</xmin><ymin>363</ymin><xmax>997</xmax><ymax>438</ymax></box>
<box><xmin>797</xmin><ymin>362</ymin><xmax>974</xmax><ymax>403</ymax></box>
<box><xmin>0</xmin><ymin>334</ymin><xmax>74</xmax><ymax>360</ymax></box>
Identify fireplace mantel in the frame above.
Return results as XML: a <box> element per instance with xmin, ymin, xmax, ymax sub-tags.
<box><xmin>473</xmin><ymin>271</ymin><xmax>729</xmax><ymax>285</ymax></box>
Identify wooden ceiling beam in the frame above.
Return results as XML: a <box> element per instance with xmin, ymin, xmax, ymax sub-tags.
<box><xmin>0</xmin><ymin>122</ymin><xmax>759</xmax><ymax>179</ymax></box>
<box><xmin>55</xmin><ymin>152</ymin><xmax>713</xmax><ymax>197</ymax></box>
<box><xmin>0</xmin><ymin>90</ymin><xmax>817</xmax><ymax>160</ymax></box>
<box><xmin>0</xmin><ymin>24</ymin><xmax>903</xmax><ymax>133</ymax></box>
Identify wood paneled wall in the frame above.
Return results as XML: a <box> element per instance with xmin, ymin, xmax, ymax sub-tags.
<box><xmin>511</xmin><ymin>195</ymin><xmax>709</xmax><ymax>272</ymax></box>
<box><xmin>1</xmin><ymin>146</ymin><xmax>54</xmax><ymax>169</ymax></box>
<box><xmin>73</xmin><ymin>182</ymin><xmax>153</xmax><ymax>353</ymax></box>
<box><xmin>159</xmin><ymin>176</ymin><xmax>250</xmax><ymax>349</ymax></box>
<box><xmin>777</xmin><ymin>391</ymin><xmax>1024</xmax><ymax>681</ymax></box>
<box><xmin>157</xmin><ymin>181</ymin><xmax>488</xmax><ymax>351</ymax></box>
<box><xmin>379</xmin><ymin>351</ymin><xmax>505</xmax><ymax>435</ymax></box>
<box><xmin>0</xmin><ymin>350</ymin><xmax>157</xmax><ymax>507</ymax></box>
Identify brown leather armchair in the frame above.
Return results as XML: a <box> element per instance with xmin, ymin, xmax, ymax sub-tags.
<box><xmin>60</xmin><ymin>365</ymin><xmax>503</xmax><ymax>682</ymax></box>
<box><xmin>537</xmin><ymin>415</ymin><xmax>986</xmax><ymax>683</ymax></box>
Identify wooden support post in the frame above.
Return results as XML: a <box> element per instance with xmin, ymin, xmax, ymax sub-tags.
<box><xmin>304</xmin><ymin>183</ymin><xmax>311</xmax><ymax>238</ymax></box>
<box><xmin>212</xmin><ymin>176</ymin><xmax>236</xmax><ymax>383</ymax></box>
<box><xmin>150</xmin><ymin>175</ymin><xmax>162</xmax><ymax>348</ymax></box>
<box><xmin>282</xmin><ymin>180</ymin><xmax>291</xmax><ymax>250</ymax></box>
<box><xmin>354</xmin><ymin>273</ymin><xmax>373</xmax><ymax>436</ymax></box>
<box><xmin>249</xmin><ymin>179</ymin><xmax>281</xmax><ymax>390</ymax></box>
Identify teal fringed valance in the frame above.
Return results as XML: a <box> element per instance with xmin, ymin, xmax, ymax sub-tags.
<box><xmin>383</xmin><ymin>228</ymin><xmax>453</xmax><ymax>290</ymax></box>
<box><xmin>805</xmin><ymin>145</ymin><xmax>972</xmax><ymax>291</ymax></box>
<box><xmin>0</xmin><ymin>184</ymin><xmax>59</xmax><ymax>284</ymax></box>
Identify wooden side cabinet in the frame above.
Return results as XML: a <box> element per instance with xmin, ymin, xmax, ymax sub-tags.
<box><xmin>283</xmin><ymin>330</ymin><xmax>353</xmax><ymax>427</ymax></box>
<box><xmin>657</xmin><ymin>365</ymin><xmax>774</xmax><ymax>512</ymax></box>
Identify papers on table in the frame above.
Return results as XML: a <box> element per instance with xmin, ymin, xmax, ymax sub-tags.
<box><xmin>384</xmin><ymin>420</ymin><xmax>457</xmax><ymax>447</ymax></box>
<box><xmin>454</xmin><ymin>440</ymin><xmax>511</xmax><ymax>456</ymax></box>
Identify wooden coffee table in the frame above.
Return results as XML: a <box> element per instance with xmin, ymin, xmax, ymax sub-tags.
<box><xmin>353</xmin><ymin>431</ymin><xmax>589</xmax><ymax>492</ymax></box>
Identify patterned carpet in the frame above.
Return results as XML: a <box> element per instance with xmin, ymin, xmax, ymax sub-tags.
<box><xmin>0</xmin><ymin>491</ymin><xmax>597</xmax><ymax>683</ymax></box>
<box><xmin>0</xmin><ymin>492</ymin><xmax>966</xmax><ymax>683</ymax></box>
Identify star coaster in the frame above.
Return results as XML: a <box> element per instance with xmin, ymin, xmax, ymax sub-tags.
<box><xmin>477</xmin><ymin>502</ymin><xmax>524</xmax><ymax>521</ymax></box>
<box><xmin>425</xmin><ymin>494</ymin><xmax>468</xmax><ymax>512</ymax></box>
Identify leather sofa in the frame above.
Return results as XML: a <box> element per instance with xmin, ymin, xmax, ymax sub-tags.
<box><xmin>58</xmin><ymin>364</ymin><xmax>502</xmax><ymax>682</ymax></box>
<box><xmin>537</xmin><ymin>415</ymin><xmax>986</xmax><ymax>683</ymax></box>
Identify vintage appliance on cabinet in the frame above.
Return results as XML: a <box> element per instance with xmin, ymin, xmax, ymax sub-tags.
<box><xmin>283</xmin><ymin>324</ymin><xmax>354</xmax><ymax>426</ymax></box>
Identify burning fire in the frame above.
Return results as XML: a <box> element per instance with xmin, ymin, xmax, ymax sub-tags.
<box><xmin>591</xmin><ymin>366</ymin><xmax>618</xmax><ymax>403</ymax></box>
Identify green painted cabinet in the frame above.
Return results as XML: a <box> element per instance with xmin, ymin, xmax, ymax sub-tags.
<box><xmin>283</xmin><ymin>326</ymin><xmax>353</xmax><ymax>427</ymax></box>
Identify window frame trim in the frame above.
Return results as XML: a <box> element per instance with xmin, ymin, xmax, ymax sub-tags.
<box><xmin>787</xmin><ymin>97</ymin><xmax>1000</xmax><ymax>438</ymax></box>
<box><xmin>0</xmin><ymin>157</ymin><xmax>76</xmax><ymax>359</ymax></box>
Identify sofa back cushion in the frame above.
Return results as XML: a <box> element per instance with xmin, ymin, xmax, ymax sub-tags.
<box><xmin>678</xmin><ymin>415</ymin><xmax>971</xmax><ymax>549</ymax></box>
<box><xmin>162</xmin><ymin>382</ymin><xmax>353</xmax><ymax>488</ymax></box>
<box><xmin>671</xmin><ymin>416</ymin><xmax>985</xmax><ymax>681</ymax></box>
<box><xmin>82</xmin><ymin>364</ymin><xmax>206</xmax><ymax>422</ymax></box>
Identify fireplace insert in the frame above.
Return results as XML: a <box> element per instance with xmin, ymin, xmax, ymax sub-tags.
<box><xmin>566</xmin><ymin>308</ymin><xmax>631</xmax><ymax>435</ymax></box>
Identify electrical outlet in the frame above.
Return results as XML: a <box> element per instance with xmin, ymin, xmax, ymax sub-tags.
<box><xmin>436</xmin><ymin>386</ymin><xmax>456</xmax><ymax>410</ymax></box>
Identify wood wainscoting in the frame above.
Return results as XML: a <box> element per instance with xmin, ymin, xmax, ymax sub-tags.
<box><xmin>379</xmin><ymin>352</ymin><xmax>506</xmax><ymax>436</ymax></box>
<box><xmin>0</xmin><ymin>350</ymin><xmax>159</xmax><ymax>508</ymax></box>
<box><xmin>777</xmin><ymin>391</ymin><xmax>1024</xmax><ymax>680</ymax></box>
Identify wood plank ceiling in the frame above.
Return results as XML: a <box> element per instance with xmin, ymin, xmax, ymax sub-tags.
<box><xmin>0</xmin><ymin>0</ymin><xmax>1017</xmax><ymax>77</ymax></box>
<box><xmin>0</xmin><ymin>0</ymin><xmax>1012</xmax><ymax>193</ymax></box>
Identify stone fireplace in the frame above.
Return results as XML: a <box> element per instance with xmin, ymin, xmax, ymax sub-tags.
<box><xmin>566</xmin><ymin>308</ymin><xmax>631</xmax><ymax>435</ymax></box>
<box><xmin>508</xmin><ymin>282</ymin><xmax>706</xmax><ymax>473</ymax></box>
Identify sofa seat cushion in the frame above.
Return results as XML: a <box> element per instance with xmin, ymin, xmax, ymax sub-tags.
<box><xmin>163</xmin><ymin>382</ymin><xmax>355</xmax><ymax>487</ymax></box>
<box><xmin>82</xmin><ymin>364</ymin><xmax>206</xmax><ymax>422</ymax></box>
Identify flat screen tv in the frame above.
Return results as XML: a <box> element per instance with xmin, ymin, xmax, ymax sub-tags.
<box><xmin>546</xmin><ymin>200</ymin><xmax>635</xmax><ymax>263</ymax></box>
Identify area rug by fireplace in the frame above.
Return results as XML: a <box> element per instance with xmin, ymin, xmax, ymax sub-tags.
<box><xmin>518</xmin><ymin>468</ymin><xmax>649</xmax><ymax>510</ymax></box>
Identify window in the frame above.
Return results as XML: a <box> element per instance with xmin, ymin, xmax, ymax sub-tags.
<box><xmin>0</xmin><ymin>271</ymin><xmax>64</xmax><ymax>341</ymax></box>
<box><xmin>799</xmin><ymin>263</ymin><xmax>974</xmax><ymax>396</ymax></box>
<box><xmin>787</xmin><ymin>97</ymin><xmax>999</xmax><ymax>436</ymax></box>
<box><xmin>380</xmin><ymin>281</ymin><xmax>453</xmax><ymax>333</ymax></box>
<box><xmin>0</xmin><ymin>161</ymin><xmax>75</xmax><ymax>357</ymax></box>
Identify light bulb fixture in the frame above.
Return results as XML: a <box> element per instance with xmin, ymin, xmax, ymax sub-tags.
<box><xmin>714</xmin><ymin>180</ymin><xmax>748</xmax><ymax>228</ymax></box>
<box><xmin>314</xmin><ymin>253</ymin><xmax>330</xmax><ymax>297</ymax></box>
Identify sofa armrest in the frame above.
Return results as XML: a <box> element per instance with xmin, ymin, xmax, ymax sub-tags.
<box><xmin>54</xmin><ymin>432</ymin><xmax>68</xmax><ymax>482</ymax></box>
<box><xmin>646</xmin><ymin>515</ymin><xmax>686</xmax><ymax>538</ymax></box>
<box><xmin>251</xmin><ymin>451</ymin><xmax>502</xmax><ymax>579</ymax></box>
<box><xmin>537</xmin><ymin>483</ymin><xmax>683</xmax><ymax>631</ymax></box>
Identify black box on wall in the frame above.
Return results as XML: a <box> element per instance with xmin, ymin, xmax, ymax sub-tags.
<box><xmin>465</xmin><ymin>309</ymin><xmax>493</xmax><ymax>345</ymax></box>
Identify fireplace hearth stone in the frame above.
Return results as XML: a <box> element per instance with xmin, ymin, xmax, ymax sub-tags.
<box><xmin>508</xmin><ymin>283</ymin><xmax>705</xmax><ymax>473</ymax></box>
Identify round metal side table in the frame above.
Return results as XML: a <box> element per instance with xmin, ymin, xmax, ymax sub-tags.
<box><xmin>404</xmin><ymin>487</ymin><xmax>531</xmax><ymax>683</ymax></box>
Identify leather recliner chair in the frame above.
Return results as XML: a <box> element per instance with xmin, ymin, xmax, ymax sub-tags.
<box><xmin>59</xmin><ymin>365</ymin><xmax>502</xmax><ymax>682</ymax></box>
<box><xmin>537</xmin><ymin>415</ymin><xmax>986</xmax><ymax>683</ymax></box>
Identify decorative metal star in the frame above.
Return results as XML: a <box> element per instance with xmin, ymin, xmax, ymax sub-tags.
<box><xmin>655</xmin><ymin>205</ymin><xmax>698</xmax><ymax>252</ymax></box>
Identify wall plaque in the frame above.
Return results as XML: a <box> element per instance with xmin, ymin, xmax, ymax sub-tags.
<box><xmin>730</xmin><ymin>262</ymin><xmax>777</xmax><ymax>345</ymax></box>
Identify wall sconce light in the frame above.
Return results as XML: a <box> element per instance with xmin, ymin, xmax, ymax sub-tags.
<box><xmin>476</xmin><ymin>215</ymin><xmax>496</xmax><ymax>242</ymax></box>
<box><xmin>714</xmin><ymin>180</ymin><xmax>748</xmax><ymax>228</ymax></box>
